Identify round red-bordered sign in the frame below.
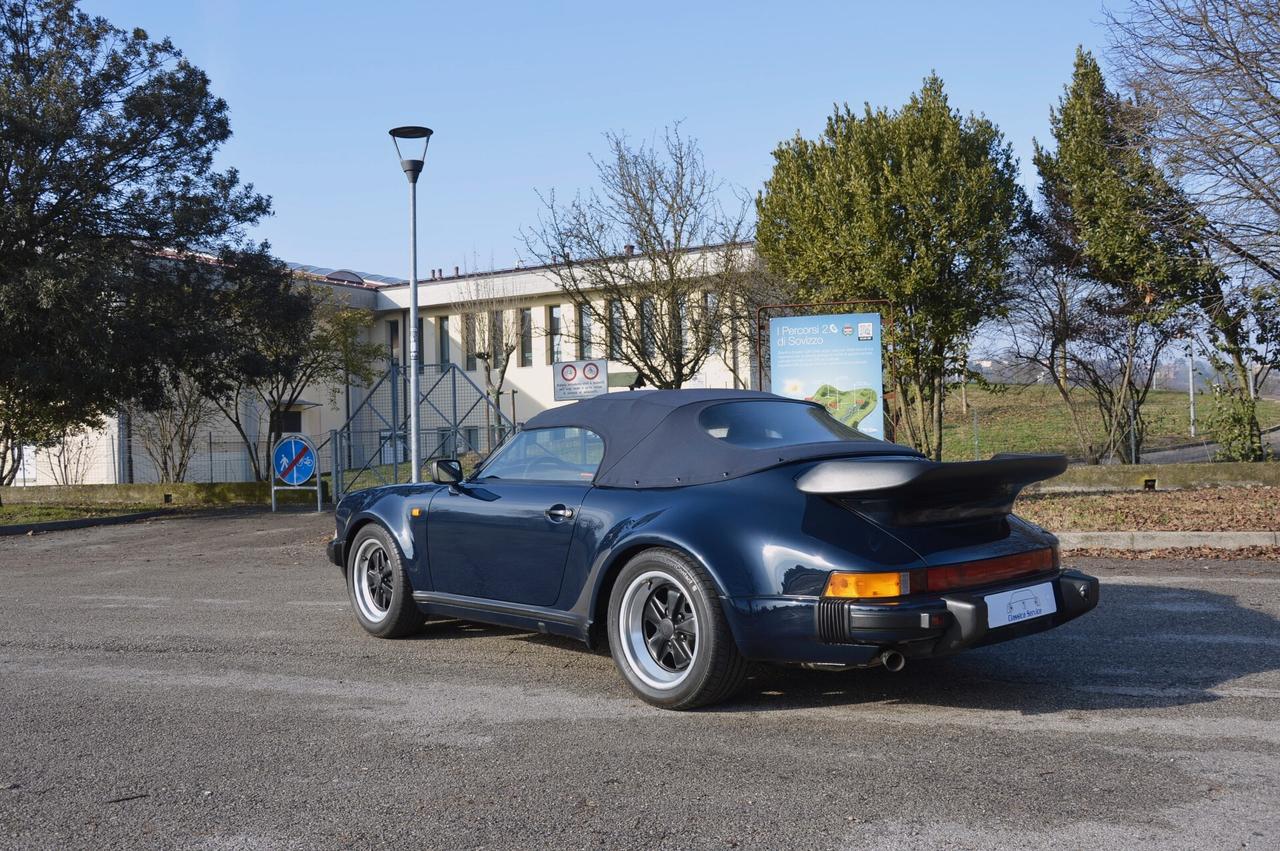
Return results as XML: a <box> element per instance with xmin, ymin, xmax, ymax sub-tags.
<box><xmin>582</xmin><ymin>362</ymin><xmax>599</xmax><ymax>380</ymax></box>
<box><xmin>560</xmin><ymin>364</ymin><xmax>577</xmax><ymax>382</ymax></box>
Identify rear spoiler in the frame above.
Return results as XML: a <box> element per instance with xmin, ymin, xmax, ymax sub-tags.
<box><xmin>795</xmin><ymin>454</ymin><xmax>1067</xmax><ymax>526</ymax></box>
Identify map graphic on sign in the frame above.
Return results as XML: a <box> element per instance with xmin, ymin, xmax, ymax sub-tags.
<box><xmin>768</xmin><ymin>312</ymin><xmax>885</xmax><ymax>439</ymax></box>
<box><xmin>273</xmin><ymin>434</ymin><xmax>317</xmax><ymax>485</ymax></box>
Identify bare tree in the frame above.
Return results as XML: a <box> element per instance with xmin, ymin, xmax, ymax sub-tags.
<box><xmin>0</xmin><ymin>388</ymin><xmax>73</xmax><ymax>498</ymax></box>
<box><xmin>39</xmin><ymin>428</ymin><xmax>97</xmax><ymax>485</ymax></box>
<box><xmin>1109</xmin><ymin>0</ymin><xmax>1280</xmax><ymax>409</ymax></box>
<box><xmin>1005</xmin><ymin>234</ymin><xmax>1182</xmax><ymax>463</ymax></box>
<box><xmin>1004</xmin><ymin>242</ymin><xmax>1105</xmax><ymax>462</ymax></box>
<box><xmin>454</xmin><ymin>276</ymin><xmax>522</xmax><ymax>404</ymax></box>
<box><xmin>452</xmin><ymin>273</ymin><xmax>524</xmax><ymax>448</ymax></box>
<box><xmin>522</xmin><ymin>126</ymin><xmax>754</xmax><ymax>389</ymax></box>
<box><xmin>131</xmin><ymin>374</ymin><xmax>219</xmax><ymax>482</ymax></box>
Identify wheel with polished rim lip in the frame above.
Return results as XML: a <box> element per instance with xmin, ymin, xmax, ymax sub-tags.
<box><xmin>607</xmin><ymin>548</ymin><xmax>747</xmax><ymax>709</ymax></box>
<box><xmin>346</xmin><ymin>524</ymin><xmax>423</xmax><ymax>638</ymax></box>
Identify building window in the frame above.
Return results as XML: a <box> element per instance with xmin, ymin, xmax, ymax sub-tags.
<box><xmin>576</xmin><ymin>304</ymin><xmax>592</xmax><ymax>360</ymax></box>
<box><xmin>608</xmin><ymin>300</ymin><xmax>623</xmax><ymax>360</ymax></box>
<box><xmin>387</xmin><ymin>319</ymin><xmax>400</xmax><ymax>361</ymax></box>
<box><xmin>274</xmin><ymin>410</ymin><xmax>303</xmax><ymax>433</ymax></box>
<box><xmin>547</xmin><ymin>305</ymin><xmax>562</xmax><ymax>364</ymax></box>
<box><xmin>640</xmin><ymin>297</ymin><xmax>656</xmax><ymax>357</ymax></box>
<box><xmin>703</xmin><ymin>292</ymin><xmax>719</xmax><ymax>354</ymax></box>
<box><xmin>520</xmin><ymin>308</ymin><xmax>533</xmax><ymax>367</ymax></box>
<box><xmin>414</xmin><ymin>318</ymin><xmax>423</xmax><ymax>369</ymax></box>
<box><xmin>437</xmin><ymin>316</ymin><xmax>451</xmax><ymax>365</ymax></box>
<box><xmin>464</xmin><ymin>313</ymin><xmax>477</xmax><ymax>371</ymax></box>
<box><xmin>431</xmin><ymin>428</ymin><xmax>451</xmax><ymax>459</ymax></box>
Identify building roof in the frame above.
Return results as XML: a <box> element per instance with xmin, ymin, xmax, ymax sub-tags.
<box><xmin>286</xmin><ymin>263</ymin><xmax>407</xmax><ymax>287</ymax></box>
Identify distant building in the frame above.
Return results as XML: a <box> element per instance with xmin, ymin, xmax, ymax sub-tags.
<box><xmin>18</xmin><ymin>247</ymin><xmax>751</xmax><ymax>485</ymax></box>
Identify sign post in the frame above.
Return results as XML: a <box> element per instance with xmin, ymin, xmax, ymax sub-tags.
<box><xmin>768</xmin><ymin>312</ymin><xmax>886</xmax><ymax>439</ymax></box>
<box><xmin>552</xmin><ymin>359</ymin><xmax>609</xmax><ymax>402</ymax></box>
<box><xmin>271</xmin><ymin>433</ymin><xmax>322</xmax><ymax>512</ymax></box>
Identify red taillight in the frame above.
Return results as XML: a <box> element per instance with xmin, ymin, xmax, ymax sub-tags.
<box><xmin>914</xmin><ymin>547</ymin><xmax>1057</xmax><ymax>593</ymax></box>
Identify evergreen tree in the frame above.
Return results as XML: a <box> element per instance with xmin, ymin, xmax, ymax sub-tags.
<box><xmin>0</xmin><ymin>0</ymin><xmax>271</xmax><ymax>487</ymax></box>
<box><xmin>756</xmin><ymin>75</ymin><xmax>1026</xmax><ymax>459</ymax></box>
<box><xmin>1032</xmin><ymin>48</ymin><xmax>1218</xmax><ymax>462</ymax></box>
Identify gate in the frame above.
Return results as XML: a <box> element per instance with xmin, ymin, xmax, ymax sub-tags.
<box><xmin>329</xmin><ymin>361</ymin><xmax>514</xmax><ymax>499</ymax></box>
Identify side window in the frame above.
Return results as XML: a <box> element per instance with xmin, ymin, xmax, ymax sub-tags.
<box><xmin>476</xmin><ymin>427</ymin><xmax>604</xmax><ymax>482</ymax></box>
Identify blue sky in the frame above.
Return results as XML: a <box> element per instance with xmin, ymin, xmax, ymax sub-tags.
<box><xmin>83</xmin><ymin>1</ymin><xmax>1115</xmax><ymax>278</ymax></box>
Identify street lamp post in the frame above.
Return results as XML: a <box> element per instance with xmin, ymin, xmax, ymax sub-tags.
<box><xmin>389</xmin><ymin>125</ymin><xmax>433</xmax><ymax>483</ymax></box>
<box><xmin>1187</xmin><ymin>342</ymin><xmax>1196</xmax><ymax>438</ymax></box>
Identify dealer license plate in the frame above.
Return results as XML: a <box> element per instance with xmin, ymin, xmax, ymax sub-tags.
<box><xmin>985</xmin><ymin>582</ymin><xmax>1056</xmax><ymax>629</ymax></box>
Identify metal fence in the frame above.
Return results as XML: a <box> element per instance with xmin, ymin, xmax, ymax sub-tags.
<box><xmin>330</xmin><ymin>361</ymin><xmax>512</xmax><ymax>498</ymax></box>
<box><xmin>12</xmin><ymin>361</ymin><xmax>511</xmax><ymax>498</ymax></box>
<box><xmin>14</xmin><ymin>428</ymin><xmax>341</xmax><ymax>488</ymax></box>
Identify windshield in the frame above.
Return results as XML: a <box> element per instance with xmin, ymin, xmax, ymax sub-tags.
<box><xmin>697</xmin><ymin>401</ymin><xmax>875</xmax><ymax>449</ymax></box>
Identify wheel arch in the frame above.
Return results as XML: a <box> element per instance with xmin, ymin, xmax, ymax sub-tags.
<box><xmin>586</xmin><ymin>536</ymin><xmax>740</xmax><ymax>651</ymax></box>
<box><xmin>343</xmin><ymin>513</ymin><xmax>411</xmax><ymax>574</ymax></box>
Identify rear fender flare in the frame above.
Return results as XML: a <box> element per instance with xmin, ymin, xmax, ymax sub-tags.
<box><xmin>586</xmin><ymin>531</ymin><xmax>748</xmax><ymax>649</ymax></box>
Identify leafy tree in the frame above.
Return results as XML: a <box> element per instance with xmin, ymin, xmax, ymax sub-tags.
<box><xmin>0</xmin><ymin>0</ymin><xmax>269</xmax><ymax>495</ymax></box>
<box><xmin>1032</xmin><ymin>49</ymin><xmax>1217</xmax><ymax>463</ymax></box>
<box><xmin>193</xmin><ymin>255</ymin><xmax>383</xmax><ymax>481</ymax></box>
<box><xmin>1108</xmin><ymin>0</ymin><xmax>1280</xmax><ymax>457</ymax></box>
<box><xmin>523</xmin><ymin>126</ymin><xmax>756</xmax><ymax>389</ymax></box>
<box><xmin>1204</xmin><ymin>387</ymin><xmax>1270</xmax><ymax>462</ymax></box>
<box><xmin>756</xmin><ymin>75</ymin><xmax>1026</xmax><ymax>459</ymax></box>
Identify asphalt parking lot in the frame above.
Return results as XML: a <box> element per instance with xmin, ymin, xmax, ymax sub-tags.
<box><xmin>1</xmin><ymin>510</ymin><xmax>1278</xmax><ymax>850</ymax></box>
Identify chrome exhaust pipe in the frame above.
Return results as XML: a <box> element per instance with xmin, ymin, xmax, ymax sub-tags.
<box><xmin>879</xmin><ymin>650</ymin><xmax>906</xmax><ymax>672</ymax></box>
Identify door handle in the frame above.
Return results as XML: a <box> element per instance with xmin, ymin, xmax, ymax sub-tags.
<box><xmin>545</xmin><ymin>504</ymin><xmax>575</xmax><ymax>522</ymax></box>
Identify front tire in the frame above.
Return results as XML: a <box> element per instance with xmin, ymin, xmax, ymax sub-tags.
<box><xmin>346</xmin><ymin>524</ymin><xmax>423</xmax><ymax>638</ymax></box>
<box><xmin>607</xmin><ymin>548</ymin><xmax>747</xmax><ymax>710</ymax></box>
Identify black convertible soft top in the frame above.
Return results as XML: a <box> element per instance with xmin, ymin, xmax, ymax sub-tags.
<box><xmin>522</xmin><ymin>389</ymin><xmax>920</xmax><ymax>489</ymax></box>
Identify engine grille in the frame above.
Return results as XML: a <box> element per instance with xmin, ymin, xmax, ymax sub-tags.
<box><xmin>816</xmin><ymin>598</ymin><xmax>850</xmax><ymax>643</ymax></box>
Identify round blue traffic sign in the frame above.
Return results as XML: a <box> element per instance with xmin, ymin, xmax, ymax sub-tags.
<box><xmin>273</xmin><ymin>435</ymin><xmax>317</xmax><ymax>485</ymax></box>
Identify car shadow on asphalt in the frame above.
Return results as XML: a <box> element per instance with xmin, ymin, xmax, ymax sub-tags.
<box><xmin>721</xmin><ymin>583</ymin><xmax>1280</xmax><ymax>714</ymax></box>
<box><xmin>410</xmin><ymin>583</ymin><xmax>1279</xmax><ymax>714</ymax></box>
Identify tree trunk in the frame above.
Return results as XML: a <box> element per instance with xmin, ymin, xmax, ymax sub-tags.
<box><xmin>932</xmin><ymin>371</ymin><xmax>945</xmax><ymax>461</ymax></box>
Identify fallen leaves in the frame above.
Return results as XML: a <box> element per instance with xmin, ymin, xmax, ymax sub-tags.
<box><xmin>1018</xmin><ymin>486</ymin><xmax>1280</xmax><ymax>532</ymax></box>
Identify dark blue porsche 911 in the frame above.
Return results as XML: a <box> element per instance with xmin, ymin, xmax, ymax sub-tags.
<box><xmin>327</xmin><ymin>389</ymin><xmax>1099</xmax><ymax>709</ymax></box>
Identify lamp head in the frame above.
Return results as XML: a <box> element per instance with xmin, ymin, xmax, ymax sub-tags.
<box><xmin>389</xmin><ymin>125</ymin><xmax>433</xmax><ymax>182</ymax></box>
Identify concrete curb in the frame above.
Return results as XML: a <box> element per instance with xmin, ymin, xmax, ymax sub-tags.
<box><xmin>0</xmin><ymin>509</ymin><xmax>177</xmax><ymax>537</ymax></box>
<box><xmin>1058</xmin><ymin>530</ymin><xmax>1280</xmax><ymax>551</ymax></box>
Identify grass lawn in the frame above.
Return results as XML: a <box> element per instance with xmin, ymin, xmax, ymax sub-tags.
<box><xmin>0</xmin><ymin>504</ymin><xmax>153</xmax><ymax>526</ymax></box>
<box><xmin>1016</xmin><ymin>486</ymin><xmax>1280</xmax><ymax>532</ymax></box>
<box><xmin>939</xmin><ymin>385</ymin><xmax>1280</xmax><ymax>461</ymax></box>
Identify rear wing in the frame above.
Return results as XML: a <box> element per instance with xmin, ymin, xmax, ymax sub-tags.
<box><xmin>795</xmin><ymin>454</ymin><xmax>1067</xmax><ymax>527</ymax></box>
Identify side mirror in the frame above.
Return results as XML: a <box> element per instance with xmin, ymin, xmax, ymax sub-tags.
<box><xmin>431</xmin><ymin>458</ymin><xmax>463</xmax><ymax>485</ymax></box>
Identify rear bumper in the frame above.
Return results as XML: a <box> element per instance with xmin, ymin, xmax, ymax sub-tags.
<box><xmin>728</xmin><ymin>569</ymin><xmax>1099</xmax><ymax>666</ymax></box>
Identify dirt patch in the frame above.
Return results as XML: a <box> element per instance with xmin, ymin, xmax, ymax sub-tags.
<box><xmin>1065</xmin><ymin>545</ymin><xmax>1280</xmax><ymax>561</ymax></box>
<box><xmin>1019</xmin><ymin>486</ymin><xmax>1280</xmax><ymax>532</ymax></box>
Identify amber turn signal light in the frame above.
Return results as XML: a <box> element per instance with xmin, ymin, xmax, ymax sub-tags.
<box><xmin>823</xmin><ymin>571</ymin><xmax>908</xmax><ymax>600</ymax></box>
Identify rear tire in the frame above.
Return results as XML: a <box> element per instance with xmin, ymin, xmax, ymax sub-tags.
<box><xmin>346</xmin><ymin>524</ymin><xmax>423</xmax><ymax>638</ymax></box>
<box><xmin>607</xmin><ymin>548</ymin><xmax>747</xmax><ymax>710</ymax></box>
